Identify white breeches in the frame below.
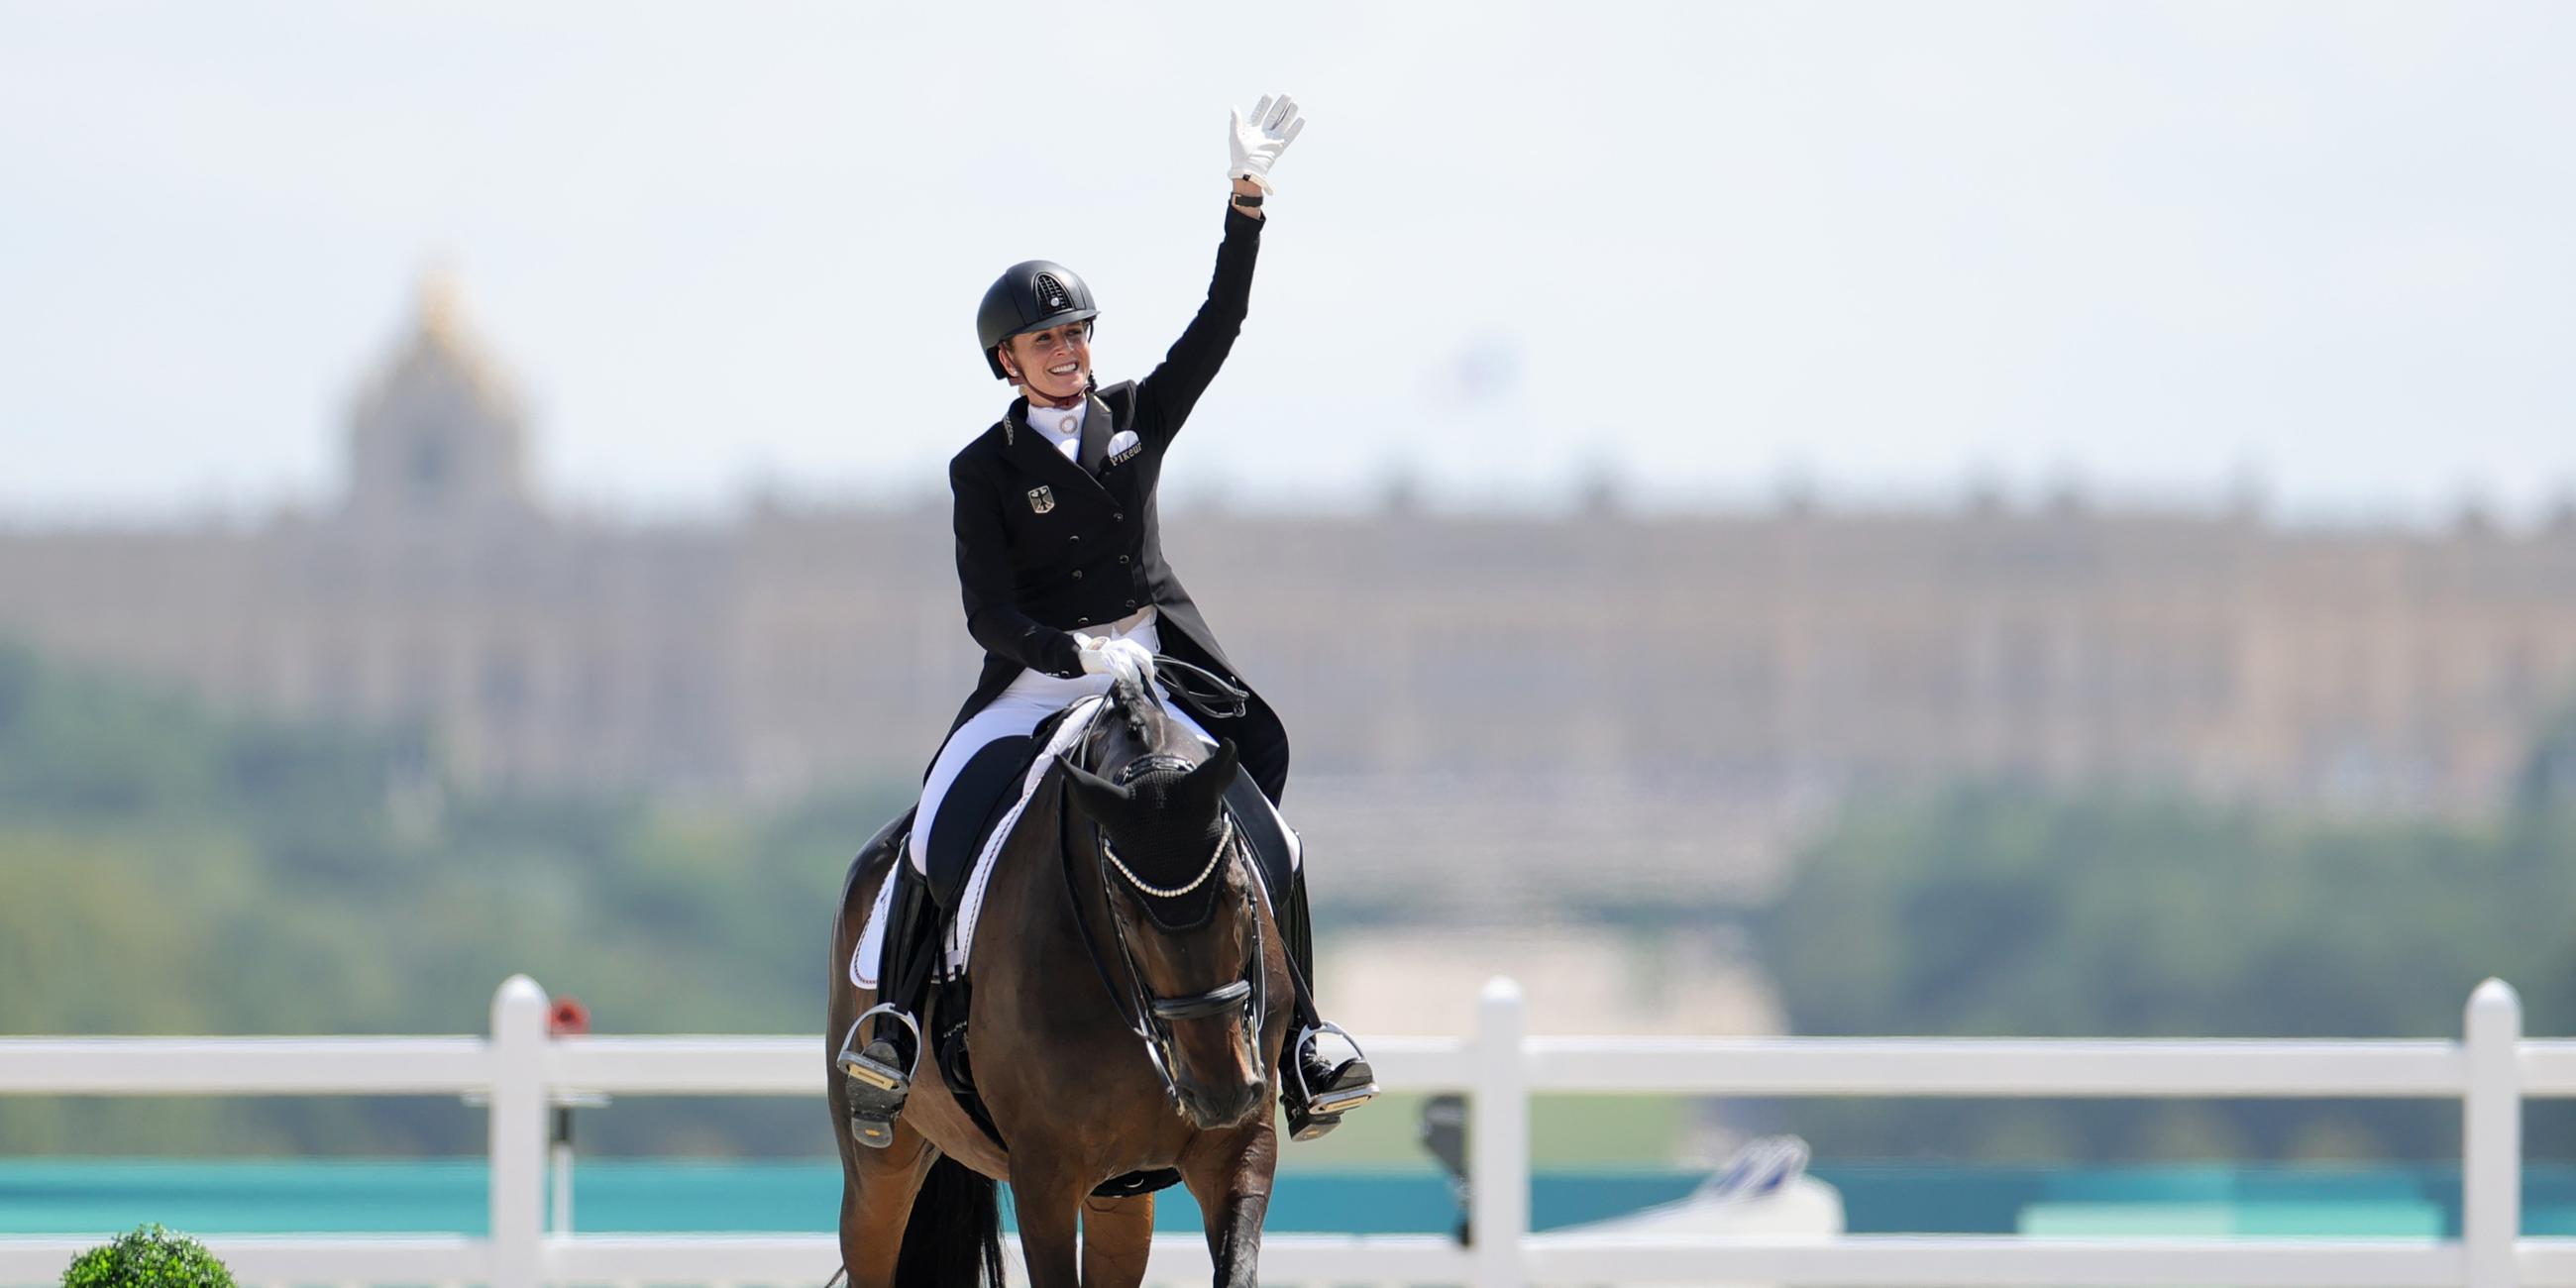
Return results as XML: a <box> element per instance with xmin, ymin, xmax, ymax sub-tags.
<box><xmin>913</xmin><ymin>612</ymin><xmax>1297</xmax><ymax>876</ymax></box>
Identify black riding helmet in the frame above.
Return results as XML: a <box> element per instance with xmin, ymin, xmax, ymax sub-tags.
<box><xmin>977</xmin><ymin>260</ymin><xmax>1098</xmax><ymax>380</ymax></box>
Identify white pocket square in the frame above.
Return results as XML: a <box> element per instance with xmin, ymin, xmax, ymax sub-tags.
<box><xmin>1105</xmin><ymin>429</ymin><xmax>1141</xmax><ymax>462</ymax></box>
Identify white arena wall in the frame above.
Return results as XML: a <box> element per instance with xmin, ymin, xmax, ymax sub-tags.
<box><xmin>4</xmin><ymin>976</ymin><xmax>2572</xmax><ymax>1287</ymax></box>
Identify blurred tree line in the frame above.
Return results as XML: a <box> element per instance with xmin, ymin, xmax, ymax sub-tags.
<box><xmin>1758</xmin><ymin>783</ymin><xmax>2576</xmax><ymax>1161</ymax></box>
<box><xmin>0</xmin><ymin>645</ymin><xmax>909</xmax><ymax>1156</ymax></box>
<box><xmin>7</xmin><ymin>640</ymin><xmax>2573</xmax><ymax>1163</ymax></box>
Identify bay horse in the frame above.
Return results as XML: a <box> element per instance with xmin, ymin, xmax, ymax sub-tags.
<box><xmin>823</xmin><ymin>670</ymin><xmax>1294</xmax><ymax>1288</ymax></box>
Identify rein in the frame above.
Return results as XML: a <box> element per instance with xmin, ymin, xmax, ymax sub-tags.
<box><xmin>1101</xmin><ymin>827</ymin><xmax>1265</xmax><ymax>1056</ymax></box>
<box><xmin>1152</xmin><ymin>656</ymin><xmax>1249</xmax><ymax>721</ymax></box>
<box><xmin>1055</xmin><ymin>704</ymin><xmax>1268</xmax><ymax>1112</ymax></box>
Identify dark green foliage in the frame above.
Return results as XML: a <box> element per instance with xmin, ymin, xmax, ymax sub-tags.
<box><xmin>0</xmin><ymin>642</ymin><xmax>912</xmax><ymax>1155</ymax></box>
<box><xmin>2517</xmin><ymin>704</ymin><xmax>2576</xmax><ymax>813</ymax></box>
<box><xmin>1758</xmin><ymin>783</ymin><xmax>2576</xmax><ymax>1161</ymax></box>
<box><xmin>16</xmin><ymin>633</ymin><xmax>2576</xmax><ymax>1164</ymax></box>
<box><xmin>59</xmin><ymin>1225</ymin><xmax>234</xmax><ymax>1287</ymax></box>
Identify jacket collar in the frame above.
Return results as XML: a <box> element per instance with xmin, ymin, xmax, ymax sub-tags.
<box><xmin>1002</xmin><ymin>395</ymin><xmax>1117</xmax><ymax>498</ymax></box>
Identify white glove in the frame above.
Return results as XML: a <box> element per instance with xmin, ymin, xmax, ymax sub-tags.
<box><xmin>1102</xmin><ymin>636</ymin><xmax>1156</xmax><ymax>687</ymax></box>
<box><xmin>1228</xmin><ymin>93</ymin><xmax>1306</xmax><ymax>192</ymax></box>
<box><xmin>1076</xmin><ymin>634</ymin><xmax>1157</xmax><ymax>688</ymax></box>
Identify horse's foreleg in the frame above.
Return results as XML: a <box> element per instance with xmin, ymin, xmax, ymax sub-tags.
<box><xmin>1011</xmin><ymin>1166</ymin><xmax>1088</xmax><ymax>1288</ymax></box>
<box><xmin>1080</xmin><ymin>1190</ymin><xmax>1156</xmax><ymax>1288</ymax></box>
<box><xmin>1180</xmin><ymin>1123</ymin><xmax>1279</xmax><ymax>1288</ymax></box>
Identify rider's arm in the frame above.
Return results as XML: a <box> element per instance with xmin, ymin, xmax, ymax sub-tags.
<box><xmin>1228</xmin><ymin>174</ymin><xmax>1265</xmax><ymax>222</ymax></box>
<box><xmin>1131</xmin><ymin>189</ymin><xmax>1263</xmax><ymax>449</ymax></box>
<box><xmin>951</xmin><ymin>456</ymin><xmax>1085</xmax><ymax>678</ymax></box>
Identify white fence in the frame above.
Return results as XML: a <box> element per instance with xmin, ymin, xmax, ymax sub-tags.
<box><xmin>3</xmin><ymin>975</ymin><xmax>2573</xmax><ymax>1286</ymax></box>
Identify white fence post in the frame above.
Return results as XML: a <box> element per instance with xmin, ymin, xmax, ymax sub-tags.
<box><xmin>1473</xmin><ymin>977</ymin><xmax>1528</xmax><ymax>1288</ymax></box>
<box><xmin>7</xmin><ymin>980</ymin><xmax>2565</xmax><ymax>1288</ymax></box>
<box><xmin>2464</xmin><ymin>977</ymin><xmax>2522</xmax><ymax>1288</ymax></box>
<box><xmin>489</xmin><ymin>975</ymin><xmax>551</xmax><ymax>1288</ymax></box>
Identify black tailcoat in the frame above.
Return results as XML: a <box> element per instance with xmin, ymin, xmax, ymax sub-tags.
<box><xmin>938</xmin><ymin>207</ymin><xmax>1290</xmax><ymax>801</ymax></box>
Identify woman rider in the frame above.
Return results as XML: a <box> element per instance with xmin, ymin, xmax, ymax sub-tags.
<box><xmin>842</xmin><ymin>94</ymin><xmax>1375</xmax><ymax>1147</ymax></box>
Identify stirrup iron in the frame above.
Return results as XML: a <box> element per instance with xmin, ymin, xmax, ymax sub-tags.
<box><xmin>838</xmin><ymin>1008</ymin><xmax>923</xmax><ymax>1148</ymax></box>
<box><xmin>1287</xmin><ymin>1021</ymin><xmax>1378</xmax><ymax>1140</ymax></box>
<box><xmin>842</xmin><ymin>1006</ymin><xmax>923</xmax><ymax>1089</ymax></box>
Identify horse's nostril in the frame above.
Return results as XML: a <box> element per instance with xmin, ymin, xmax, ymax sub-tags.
<box><xmin>1176</xmin><ymin>1071</ymin><xmax>1268</xmax><ymax>1128</ymax></box>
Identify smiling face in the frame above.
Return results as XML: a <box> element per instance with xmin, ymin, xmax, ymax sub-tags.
<box><xmin>999</xmin><ymin>320</ymin><xmax>1092</xmax><ymax>404</ymax></box>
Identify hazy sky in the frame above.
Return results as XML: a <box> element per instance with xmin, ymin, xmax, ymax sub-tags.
<box><xmin>4</xmin><ymin>2</ymin><xmax>2571</xmax><ymax>522</ymax></box>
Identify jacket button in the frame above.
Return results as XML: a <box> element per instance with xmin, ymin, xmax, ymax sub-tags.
<box><xmin>1118</xmin><ymin>555</ymin><xmax>1130</xmax><ymax>565</ymax></box>
<box><xmin>1126</xmin><ymin>598</ymin><xmax>1138</xmax><ymax>609</ymax></box>
<box><xmin>1113</xmin><ymin>512</ymin><xmax>1126</xmax><ymax>522</ymax></box>
<box><xmin>1071</xmin><ymin>569</ymin><xmax>1084</xmax><ymax>580</ymax></box>
<box><xmin>1076</xmin><ymin>616</ymin><xmax>1090</xmax><ymax>626</ymax></box>
<box><xmin>1069</xmin><ymin>535</ymin><xmax>1081</xmax><ymax>544</ymax></box>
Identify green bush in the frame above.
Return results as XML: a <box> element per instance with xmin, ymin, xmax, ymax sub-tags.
<box><xmin>59</xmin><ymin>1225</ymin><xmax>234</xmax><ymax>1287</ymax></box>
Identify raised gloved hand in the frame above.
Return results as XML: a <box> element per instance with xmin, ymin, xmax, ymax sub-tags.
<box><xmin>1228</xmin><ymin>93</ymin><xmax>1306</xmax><ymax>192</ymax></box>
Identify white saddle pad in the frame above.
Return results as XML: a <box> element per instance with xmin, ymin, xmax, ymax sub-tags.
<box><xmin>851</xmin><ymin>696</ymin><xmax>1106</xmax><ymax>990</ymax></box>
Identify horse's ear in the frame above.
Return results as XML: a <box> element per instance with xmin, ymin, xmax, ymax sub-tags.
<box><xmin>1178</xmin><ymin>738</ymin><xmax>1239</xmax><ymax>811</ymax></box>
<box><xmin>1058</xmin><ymin>755</ymin><xmax>1135</xmax><ymax>822</ymax></box>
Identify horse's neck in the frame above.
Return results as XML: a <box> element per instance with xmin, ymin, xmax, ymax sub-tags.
<box><xmin>989</xmin><ymin>784</ymin><xmax>1114</xmax><ymax>985</ymax></box>
<box><xmin>1053</xmin><ymin>802</ymin><xmax>1120</xmax><ymax>949</ymax></box>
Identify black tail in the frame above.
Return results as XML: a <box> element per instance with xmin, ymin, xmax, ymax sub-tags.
<box><xmin>896</xmin><ymin>1154</ymin><xmax>1004</xmax><ymax>1288</ymax></box>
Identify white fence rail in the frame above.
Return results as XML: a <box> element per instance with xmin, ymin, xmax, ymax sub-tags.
<box><xmin>4</xmin><ymin>975</ymin><xmax>2572</xmax><ymax>1286</ymax></box>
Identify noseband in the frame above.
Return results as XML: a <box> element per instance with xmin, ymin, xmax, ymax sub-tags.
<box><xmin>1113</xmin><ymin>823</ymin><xmax>1258</xmax><ymax>1030</ymax></box>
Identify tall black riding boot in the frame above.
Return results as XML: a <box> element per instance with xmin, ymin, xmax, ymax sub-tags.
<box><xmin>839</xmin><ymin>858</ymin><xmax>939</xmax><ymax>1149</ymax></box>
<box><xmin>1276</xmin><ymin>865</ymin><xmax>1377</xmax><ymax>1141</ymax></box>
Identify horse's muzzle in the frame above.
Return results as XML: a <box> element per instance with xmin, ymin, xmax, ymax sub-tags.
<box><xmin>1175</xmin><ymin>1070</ymin><xmax>1267</xmax><ymax>1130</ymax></box>
<box><xmin>1166</xmin><ymin>1009</ymin><xmax>1268</xmax><ymax>1128</ymax></box>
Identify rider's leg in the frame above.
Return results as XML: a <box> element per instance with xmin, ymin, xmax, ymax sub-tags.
<box><xmin>1269</xmin><ymin>845</ymin><xmax>1377</xmax><ymax>1140</ymax></box>
<box><xmin>843</xmin><ymin>675</ymin><xmax>1093</xmax><ymax>1148</ymax></box>
<box><xmin>1167</xmin><ymin>702</ymin><xmax>1376</xmax><ymax>1141</ymax></box>
<box><xmin>842</xmin><ymin>849</ymin><xmax>937</xmax><ymax>1149</ymax></box>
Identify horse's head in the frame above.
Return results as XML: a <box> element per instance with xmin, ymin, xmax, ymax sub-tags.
<box><xmin>1059</xmin><ymin>674</ymin><xmax>1267</xmax><ymax>1130</ymax></box>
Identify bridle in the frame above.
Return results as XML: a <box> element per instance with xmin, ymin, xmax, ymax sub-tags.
<box><xmin>1062</xmin><ymin>740</ymin><xmax>1269</xmax><ymax>1114</ymax></box>
<box><xmin>1102</xmin><ymin>813</ymin><xmax>1235</xmax><ymax>900</ymax></box>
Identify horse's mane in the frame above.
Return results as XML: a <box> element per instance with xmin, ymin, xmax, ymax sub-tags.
<box><xmin>1110</xmin><ymin>672</ymin><xmax>1155</xmax><ymax>747</ymax></box>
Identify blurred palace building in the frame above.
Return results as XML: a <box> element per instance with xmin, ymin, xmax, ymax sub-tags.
<box><xmin>7</xmin><ymin>285</ymin><xmax>2576</xmax><ymax>910</ymax></box>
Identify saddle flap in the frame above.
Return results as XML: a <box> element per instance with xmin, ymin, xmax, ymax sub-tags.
<box><xmin>922</xmin><ymin>734</ymin><xmax>1036</xmax><ymax>905</ymax></box>
<box><xmin>924</xmin><ymin>701</ymin><xmax>1110</xmax><ymax>902</ymax></box>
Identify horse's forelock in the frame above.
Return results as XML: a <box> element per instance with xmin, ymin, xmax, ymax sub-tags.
<box><xmin>1088</xmin><ymin>672</ymin><xmax>1171</xmax><ymax>773</ymax></box>
<box><xmin>1115</xmin><ymin>672</ymin><xmax>1156</xmax><ymax>744</ymax></box>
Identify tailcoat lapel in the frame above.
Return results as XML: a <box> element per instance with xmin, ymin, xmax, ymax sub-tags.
<box><xmin>1002</xmin><ymin>397</ymin><xmax>1114</xmax><ymax>504</ymax></box>
<box><xmin>1076</xmin><ymin>393</ymin><xmax>1113</xmax><ymax>474</ymax></box>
